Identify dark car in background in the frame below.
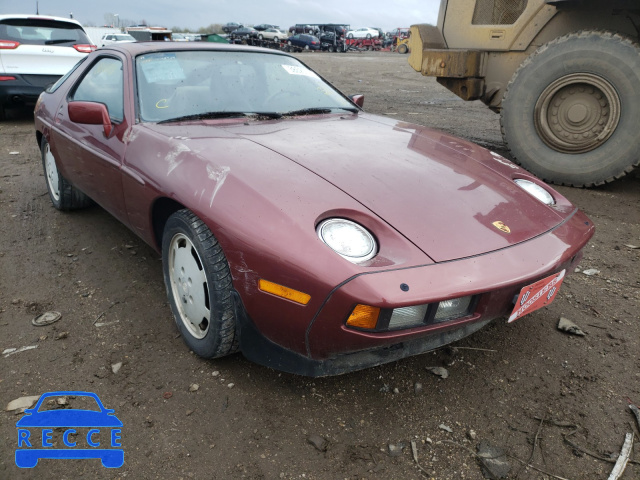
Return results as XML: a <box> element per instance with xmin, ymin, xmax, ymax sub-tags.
<box><xmin>287</xmin><ymin>34</ymin><xmax>320</xmax><ymax>51</ymax></box>
<box><xmin>253</xmin><ymin>24</ymin><xmax>279</xmax><ymax>31</ymax></box>
<box><xmin>289</xmin><ymin>24</ymin><xmax>318</xmax><ymax>35</ymax></box>
<box><xmin>229</xmin><ymin>26</ymin><xmax>258</xmax><ymax>42</ymax></box>
<box><xmin>222</xmin><ymin>22</ymin><xmax>241</xmax><ymax>33</ymax></box>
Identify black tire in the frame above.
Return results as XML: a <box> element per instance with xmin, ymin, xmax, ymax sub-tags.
<box><xmin>304</xmin><ymin>44</ymin><xmax>310</xmax><ymax>51</ymax></box>
<box><xmin>41</xmin><ymin>138</ymin><xmax>93</xmax><ymax>211</ymax></box>
<box><xmin>501</xmin><ymin>30</ymin><xmax>640</xmax><ymax>187</ymax></box>
<box><xmin>273</xmin><ymin>36</ymin><xmax>279</xmax><ymax>42</ymax></box>
<box><xmin>258</xmin><ymin>34</ymin><xmax>263</xmax><ymax>40</ymax></box>
<box><xmin>328</xmin><ymin>45</ymin><xmax>334</xmax><ymax>53</ymax></box>
<box><xmin>162</xmin><ymin>209</ymin><xmax>238</xmax><ymax>358</ymax></box>
<box><xmin>347</xmin><ymin>33</ymin><xmax>354</xmax><ymax>39</ymax></box>
<box><xmin>366</xmin><ymin>33</ymin><xmax>372</xmax><ymax>39</ymax></box>
<box><xmin>397</xmin><ymin>43</ymin><xmax>408</xmax><ymax>54</ymax></box>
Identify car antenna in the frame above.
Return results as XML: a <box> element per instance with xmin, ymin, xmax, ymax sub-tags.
<box><xmin>36</xmin><ymin>1</ymin><xmax>39</xmax><ymax>14</ymax></box>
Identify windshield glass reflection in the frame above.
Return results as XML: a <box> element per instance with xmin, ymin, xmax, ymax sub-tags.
<box><xmin>136</xmin><ymin>50</ymin><xmax>355</xmax><ymax>122</ymax></box>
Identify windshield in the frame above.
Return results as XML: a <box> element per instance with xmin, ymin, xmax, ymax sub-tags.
<box><xmin>135</xmin><ymin>50</ymin><xmax>356</xmax><ymax>122</ymax></box>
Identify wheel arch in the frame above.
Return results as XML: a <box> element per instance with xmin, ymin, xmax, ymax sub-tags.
<box><xmin>151</xmin><ymin>197</ymin><xmax>187</xmax><ymax>251</ymax></box>
<box><xmin>529</xmin><ymin>9</ymin><xmax>638</xmax><ymax>48</ymax></box>
<box><xmin>482</xmin><ymin>9</ymin><xmax>639</xmax><ymax>110</ymax></box>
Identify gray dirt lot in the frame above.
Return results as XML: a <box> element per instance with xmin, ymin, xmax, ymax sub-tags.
<box><xmin>0</xmin><ymin>51</ymin><xmax>639</xmax><ymax>479</ymax></box>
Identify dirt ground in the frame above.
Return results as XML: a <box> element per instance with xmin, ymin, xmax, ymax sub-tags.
<box><xmin>1</xmin><ymin>51</ymin><xmax>639</xmax><ymax>480</ymax></box>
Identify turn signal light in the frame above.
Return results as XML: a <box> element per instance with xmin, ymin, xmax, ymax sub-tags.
<box><xmin>258</xmin><ymin>279</ymin><xmax>311</xmax><ymax>305</ymax></box>
<box><xmin>346</xmin><ymin>304</ymin><xmax>380</xmax><ymax>329</ymax></box>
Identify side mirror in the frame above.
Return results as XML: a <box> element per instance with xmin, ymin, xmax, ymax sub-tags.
<box><xmin>68</xmin><ymin>101</ymin><xmax>113</xmax><ymax>137</ymax></box>
<box><xmin>349</xmin><ymin>94</ymin><xmax>364</xmax><ymax>108</ymax></box>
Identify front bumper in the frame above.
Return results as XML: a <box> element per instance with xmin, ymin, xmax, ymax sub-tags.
<box><xmin>238</xmin><ymin>208</ymin><xmax>594</xmax><ymax>376</ymax></box>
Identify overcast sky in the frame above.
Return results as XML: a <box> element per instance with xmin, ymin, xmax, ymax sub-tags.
<box><xmin>2</xmin><ymin>0</ymin><xmax>440</xmax><ymax>32</ymax></box>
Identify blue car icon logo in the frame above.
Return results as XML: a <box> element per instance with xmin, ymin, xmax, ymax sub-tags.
<box><xmin>15</xmin><ymin>391</ymin><xmax>123</xmax><ymax>468</ymax></box>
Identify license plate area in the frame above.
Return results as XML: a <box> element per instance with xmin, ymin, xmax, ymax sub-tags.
<box><xmin>508</xmin><ymin>270</ymin><xmax>565</xmax><ymax>323</ymax></box>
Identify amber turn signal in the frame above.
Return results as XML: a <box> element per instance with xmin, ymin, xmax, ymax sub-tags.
<box><xmin>258</xmin><ymin>279</ymin><xmax>311</xmax><ymax>305</ymax></box>
<box><xmin>346</xmin><ymin>304</ymin><xmax>380</xmax><ymax>329</ymax></box>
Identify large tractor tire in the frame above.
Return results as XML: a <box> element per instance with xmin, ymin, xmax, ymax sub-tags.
<box><xmin>501</xmin><ymin>31</ymin><xmax>640</xmax><ymax>187</ymax></box>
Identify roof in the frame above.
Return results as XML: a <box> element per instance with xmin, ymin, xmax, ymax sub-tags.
<box><xmin>100</xmin><ymin>41</ymin><xmax>293</xmax><ymax>58</ymax></box>
<box><xmin>0</xmin><ymin>13</ymin><xmax>84</xmax><ymax>27</ymax></box>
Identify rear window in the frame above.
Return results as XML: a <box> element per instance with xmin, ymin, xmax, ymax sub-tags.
<box><xmin>0</xmin><ymin>18</ymin><xmax>91</xmax><ymax>46</ymax></box>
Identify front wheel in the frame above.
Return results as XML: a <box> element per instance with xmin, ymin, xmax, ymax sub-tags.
<box><xmin>501</xmin><ymin>30</ymin><xmax>640</xmax><ymax>186</ymax></box>
<box><xmin>41</xmin><ymin>138</ymin><xmax>93</xmax><ymax>211</ymax></box>
<box><xmin>397</xmin><ymin>43</ymin><xmax>408</xmax><ymax>54</ymax></box>
<box><xmin>162</xmin><ymin>209</ymin><xmax>238</xmax><ymax>358</ymax></box>
<box><xmin>258</xmin><ymin>34</ymin><xmax>263</xmax><ymax>40</ymax></box>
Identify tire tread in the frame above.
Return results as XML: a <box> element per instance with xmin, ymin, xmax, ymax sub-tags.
<box><xmin>500</xmin><ymin>30</ymin><xmax>640</xmax><ymax>187</ymax></box>
<box><xmin>164</xmin><ymin>209</ymin><xmax>238</xmax><ymax>358</ymax></box>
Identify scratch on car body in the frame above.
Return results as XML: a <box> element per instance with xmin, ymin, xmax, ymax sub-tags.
<box><xmin>207</xmin><ymin>165</ymin><xmax>230</xmax><ymax>207</ymax></box>
<box><xmin>490</xmin><ymin>151</ymin><xmax>519</xmax><ymax>169</ymax></box>
<box><xmin>166</xmin><ymin>143</ymin><xmax>190</xmax><ymax>175</ymax></box>
<box><xmin>123</xmin><ymin>127</ymin><xmax>140</xmax><ymax>144</ymax></box>
<box><xmin>234</xmin><ymin>252</ymin><xmax>255</xmax><ymax>296</ymax></box>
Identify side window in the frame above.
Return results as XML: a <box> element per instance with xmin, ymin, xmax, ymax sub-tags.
<box><xmin>71</xmin><ymin>57</ymin><xmax>124</xmax><ymax>123</ymax></box>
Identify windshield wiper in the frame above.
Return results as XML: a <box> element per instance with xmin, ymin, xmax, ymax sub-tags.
<box><xmin>45</xmin><ymin>39</ymin><xmax>75</xmax><ymax>45</ymax></box>
<box><xmin>157</xmin><ymin>111</ymin><xmax>283</xmax><ymax>124</ymax></box>
<box><xmin>282</xmin><ymin>107</ymin><xmax>358</xmax><ymax>117</ymax></box>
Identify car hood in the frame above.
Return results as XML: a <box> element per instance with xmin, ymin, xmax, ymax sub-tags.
<box><xmin>147</xmin><ymin>114</ymin><xmax>564</xmax><ymax>263</ymax></box>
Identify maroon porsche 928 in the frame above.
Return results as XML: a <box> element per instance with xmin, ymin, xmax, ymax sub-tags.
<box><xmin>34</xmin><ymin>43</ymin><xmax>594</xmax><ymax>376</ymax></box>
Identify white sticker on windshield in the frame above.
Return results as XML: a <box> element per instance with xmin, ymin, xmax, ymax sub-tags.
<box><xmin>139</xmin><ymin>53</ymin><xmax>186</xmax><ymax>83</ymax></box>
<box><xmin>282</xmin><ymin>64</ymin><xmax>317</xmax><ymax>77</ymax></box>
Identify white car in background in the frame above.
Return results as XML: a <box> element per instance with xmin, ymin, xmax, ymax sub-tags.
<box><xmin>0</xmin><ymin>14</ymin><xmax>95</xmax><ymax>119</ymax></box>
<box><xmin>345</xmin><ymin>27</ymin><xmax>380</xmax><ymax>39</ymax></box>
<box><xmin>256</xmin><ymin>28</ymin><xmax>288</xmax><ymax>42</ymax></box>
<box><xmin>100</xmin><ymin>33</ymin><xmax>136</xmax><ymax>47</ymax></box>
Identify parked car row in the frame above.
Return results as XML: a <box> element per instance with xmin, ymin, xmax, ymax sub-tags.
<box><xmin>0</xmin><ymin>13</ymin><xmax>410</xmax><ymax>119</ymax></box>
<box><xmin>229</xmin><ymin>26</ymin><xmax>290</xmax><ymax>43</ymax></box>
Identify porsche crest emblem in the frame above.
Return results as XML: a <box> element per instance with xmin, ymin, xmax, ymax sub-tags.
<box><xmin>492</xmin><ymin>221</ymin><xmax>511</xmax><ymax>234</ymax></box>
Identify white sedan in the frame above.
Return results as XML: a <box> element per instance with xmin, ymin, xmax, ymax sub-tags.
<box><xmin>346</xmin><ymin>27</ymin><xmax>379</xmax><ymax>39</ymax></box>
<box><xmin>100</xmin><ymin>33</ymin><xmax>136</xmax><ymax>47</ymax></box>
<box><xmin>257</xmin><ymin>28</ymin><xmax>288</xmax><ymax>42</ymax></box>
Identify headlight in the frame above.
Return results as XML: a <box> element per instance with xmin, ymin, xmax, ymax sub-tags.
<box><xmin>434</xmin><ymin>296</ymin><xmax>473</xmax><ymax>322</ymax></box>
<box><xmin>514</xmin><ymin>179</ymin><xmax>555</xmax><ymax>205</ymax></box>
<box><xmin>317</xmin><ymin>218</ymin><xmax>377</xmax><ymax>263</ymax></box>
<box><xmin>388</xmin><ymin>305</ymin><xmax>429</xmax><ymax>329</ymax></box>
